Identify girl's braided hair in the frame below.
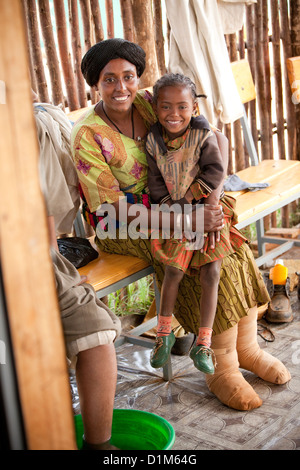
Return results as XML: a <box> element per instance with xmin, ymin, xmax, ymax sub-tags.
<box><xmin>152</xmin><ymin>73</ymin><xmax>206</xmax><ymax>103</ymax></box>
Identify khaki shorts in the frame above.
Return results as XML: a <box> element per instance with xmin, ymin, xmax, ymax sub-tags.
<box><xmin>51</xmin><ymin>247</ymin><xmax>121</xmax><ymax>367</ymax></box>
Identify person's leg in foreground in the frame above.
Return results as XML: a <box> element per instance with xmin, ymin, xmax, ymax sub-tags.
<box><xmin>52</xmin><ymin>248</ymin><xmax>121</xmax><ymax>449</ymax></box>
<box><xmin>76</xmin><ymin>344</ymin><xmax>119</xmax><ymax>450</ymax></box>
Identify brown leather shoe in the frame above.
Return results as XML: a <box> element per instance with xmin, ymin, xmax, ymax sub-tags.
<box><xmin>266</xmin><ymin>281</ymin><xmax>293</xmax><ymax>323</ymax></box>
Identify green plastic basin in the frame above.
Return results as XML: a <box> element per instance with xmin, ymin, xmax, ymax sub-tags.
<box><xmin>74</xmin><ymin>408</ymin><xmax>175</xmax><ymax>450</ymax></box>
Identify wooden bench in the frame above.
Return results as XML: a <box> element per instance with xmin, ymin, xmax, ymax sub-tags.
<box><xmin>230</xmin><ymin>59</ymin><xmax>300</xmax><ymax>265</ymax></box>
<box><xmin>226</xmin><ymin>158</ymin><xmax>300</xmax><ymax>266</ymax></box>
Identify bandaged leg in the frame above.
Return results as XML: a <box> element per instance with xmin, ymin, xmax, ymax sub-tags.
<box><xmin>205</xmin><ymin>324</ymin><xmax>263</xmax><ymax>410</ymax></box>
<box><xmin>237</xmin><ymin>306</ymin><xmax>291</xmax><ymax>384</ymax></box>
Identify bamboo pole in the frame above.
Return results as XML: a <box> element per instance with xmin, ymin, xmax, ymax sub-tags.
<box><xmin>280</xmin><ymin>0</ymin><xmax>297</xmax><ymax>222</ymax></box>
<box><xmin>79</xmin><ymin>0</ymin><xmax>92</xmax><ymax>51</ymax></box>
<box><xmin>239</xmin><ymin>27</ymin><xmax>245</xmax><ymax>59</ymax></box>
<box><xmin>69</xmin><ymin>0</ymin><xmax>88</xmax><ymax>108</ymax></box>
<box><xmin>90</xmin><ymin>0</ymin><xmax>105</xmax><ymax>43</ymax></box>
<box><xmin>120</xmin><ymin>0</ymin><xmax>135</xmax><ymax>42</ymax></box>
<box><xmin>224</xmin><ymin>35</ymin><xmax>233</xmax><ymax>174</ymax></box>
<box><xmin>245</xmin><ymin>5</ymin><xmax>259</xmax><ymax>156</ymax></box>
<box><xmin>255</xmin><ymin>0</ymin><xmax>271</xmax><ymax>160</ymax></box>
<box><xmin>105</xmin><ymin>0</ymin><xmax>114</xmax><ymax>39</ymax></box>
<box><xmin>264</xmin><ymin>0</ymin><xmax>277</xmax><ymax>229</ymax></box>
<box><xmin>262</xmin><ymin>0</ymin><xmax>273</xmax><ymax>159</ymax></box>
<box><xmin>37</xmin><ymin>0</ymin><xmax>64</xmax><ymax>107</ymax></box>
<box><xmin>131</xmin><ymin>0</ymin><xmax>159</xmax><ymax>88</ymax></box>
<box><xmin>21</xmin><ymin>1</ymin><xmax>38</xmax><ymax>94</ymax></box>
<box><xmin>280</xmin><ymin>0</ymin><xmax>297</xmax><ymax>161</ymax></box>
<box><xmin>289</xmin><ymin>0</ymin><xmax>300</xmax><ymax>223</ymax></box>
<box><xmin>53</xmin><ymin>0</ymin><xmax>80</xmax><ymax>111</ymax></box>
<box><xmin>255</xmin><ymin>0</ymin><xmax>272</xmax><ymax>232</ymax></box>
<box><xmin>229</xmin><ymin>33</ymin><xmax>245</xmax><ymax>171</ymax></box>
<box><xmin>225</xmin><ymin>124</ymin><xmax>233</xmax><ymax>174</ymax></box>
<box><xmin>271</xmin><ymin>0</ymin><xmax>285</xmax><ymax>160</ymax></box>
<box><xmin>23</xmin><ymin>0</ymin><xmax>49</xmax><ymax>103</ymax></box>
<box><xmin>290</xmin><ymin>0</ymin><xmax>300</xmax><ymax>160</ymax></box>
<box><xmin>154</xmin><ymin>0</ymin><xmax>167</xmax><ymax>75</ymax></box>
<box><xmin>238</xmin><ymin>27</ymin><xmax>250</xmax><ymax>168</ymax></box>
<box><xmin>27</xmin><ymin>42</ymin><xmax>38</xmax><ymax>94</ymax></box>
<box><xmin>263</xmin><ymin>0</ymin><xmax>281</xmax><ymax>227</ymax></box>
<box><xmin>167</xmin><ymin>16</ymin><xmax>171</xmax><ymax>53</ymax></box>
<box><xmin>79</xmin><ymin>0</ymin><xmax>97</xmax><ymax>103</ymax></box>
<box><xmin>0</xmin><ymin>0</ymin><xmax>76</xmax><ymax>450</ymax></box>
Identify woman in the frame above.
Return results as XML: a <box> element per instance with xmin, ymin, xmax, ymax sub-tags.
<box><xmin>71</xmin><ymin>38</ymin><xmax>290</xmax><ymax>411</ymax></box>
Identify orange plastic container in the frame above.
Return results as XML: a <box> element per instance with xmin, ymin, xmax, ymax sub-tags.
<box><xmin>269</xmin><ymin>259</ymin><xmax>288</xmax><ymax>285</ymax></box>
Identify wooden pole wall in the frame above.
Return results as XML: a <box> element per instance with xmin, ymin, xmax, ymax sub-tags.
<box><xmin>224</xmin><ymin>35</ymin><xmax>233</xmax><ymax>175</ymax></box>
<box><xmin>90</xmin><ymin>0</ymin><xmax>105</xmax><ymax>43</ymax></box>
<box><xmin>37</xmin><ymin>0</ymin><xmax>64</xmax><ymax>107</ymax></box>
<box><xmin>238</xmin><ymin>26</ymin><xmax>250</xmax><ymax>168</ymax></box>
<box><xmin>271</xmin><ymin>0</ymin><xmax>285</xmax><ymax>160</ymax></box>
<box><xmin>54</xmin><ymin>0</ymin><xmax>80</xmax><ymax>110</ymax></box>
<box><xmin>79</xmin><ymin>0</ymin><xmax>97</xmax><ymax>103</ymax></box>
<box><xmin>23</xmin><ymin>0</ymin><xmax>50</xmax><ymax>103</ymax></box>
<box><xmin>280</xmin><ymin>0</ymin><xmax>296</xmax><ymax>161</ymax></box>
<box><xmin>120</xmin><ymin>0</ymin><xmax>135</xmax><ymax>42</ymax></box>
<box><xmin>154</xmin><ymin>0</ymin><xmax>167</xmax><ymax>76</ymax></box>
<box><xmin>228</xmin><ymin>33</ymin><xmax>245</xmax><ymax>172</ymax></box>
<box><xmin>290</xmin><ymin>0</ymin><xmax>300</xmax><ymax>160</ymax></box>
<box><xmin>69</xmin><ymin>0</ymin><xmax>88</xmax><ymax>108</ymax></box>
<box><xmin>0</xmin><ymin>0</ymin><xmax>76</xmax><ymax>450</ymax></box>
<box><xmin>131</xmin><ymin>0</ymin><xmax>160</xmax><ymax>88</ymax></box>
<box><xmin>105</xmin><ymin>0</ymin><xmax>114</xmax><ymax>38</ymax></box>
<box><xmin>263</xmin><ymin>0</ymin><xmax>273</xmax><ymax>160</ymax></box>
<box><xmin>245</xmin><ymin>4</ymin><xmax>259</xmax><ymax>155</ymax></box>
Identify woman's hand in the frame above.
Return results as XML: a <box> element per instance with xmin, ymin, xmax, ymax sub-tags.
<box><xmin>200</xmin><ymin>229</ymin><xmax>221</xmax><ymax>253</ymax></box>
<box><xmin>203</xmin><ymin>204</ymin><xmax>223</xmax><ymax>252</ymax></box>
<box><xmin>192</xmin><ymin>203</ymin><xmax>224</xmax><ymax>234</ymax></box>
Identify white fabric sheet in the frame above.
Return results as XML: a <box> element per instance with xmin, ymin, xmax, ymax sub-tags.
<box><xmin>165</xmin><ymin>0</ymin><xmax>256</xmax><ymax>124</ymax></box>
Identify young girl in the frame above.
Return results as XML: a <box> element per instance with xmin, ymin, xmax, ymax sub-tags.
<box><xmin>146</xmin><ymin>73</ymin><xmax>246</xmax><ymax>374</ymax></box>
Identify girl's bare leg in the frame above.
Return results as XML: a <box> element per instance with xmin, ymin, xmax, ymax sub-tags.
<box><xmin>190</xmin><ymin>259</ymin><xmax>222</xmax><ymax>374</ymax></box>
<box><xmin>160</xmin><ymin>265</ymin><xmax>184</xmax><ymax>317</ymax></box>
<box><xmin>197</xmin><ymin>259</ymin><xmax>222</xmax><ymax>346</ymax></box>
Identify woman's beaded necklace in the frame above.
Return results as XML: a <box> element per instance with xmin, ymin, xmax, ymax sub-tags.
<box><xmin>101</xmin><ymin>101</ymin><xmax>136</xmax><ymax>139</ymax></box>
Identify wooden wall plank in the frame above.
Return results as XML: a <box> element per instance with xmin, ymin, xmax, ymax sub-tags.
<box><xmin>231</xmin><ymin>59</ymin><xmax>256</xmax><ymax>104</ymax></box>
<box><xmin>0</xmin><ymin>0</ymin><xmax>76</xmax><ymax>450</ymax></box>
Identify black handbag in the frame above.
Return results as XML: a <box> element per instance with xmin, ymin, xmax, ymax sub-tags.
<box><xmin>57</xmin><ymin>237</ymin><xmax>98</xmax><ymax>268</ymax></box>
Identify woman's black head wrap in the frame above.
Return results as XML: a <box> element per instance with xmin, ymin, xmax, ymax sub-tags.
<box><xmin>81</xmin><ymin>38</ymin><xmax>146</xmax><ymax>87</ymax></box>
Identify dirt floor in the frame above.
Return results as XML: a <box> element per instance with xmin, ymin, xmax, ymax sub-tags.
<box><xmin>70</xmin><ymin>247</ymin><xmax>300</xmax><ymax>451</ymax></box>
